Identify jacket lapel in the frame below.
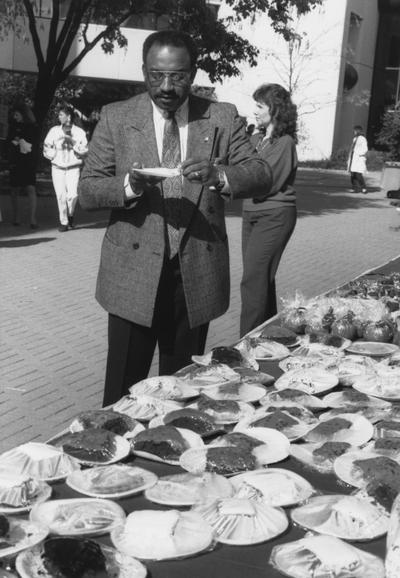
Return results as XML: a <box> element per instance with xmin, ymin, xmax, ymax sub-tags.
<box><xmin>124</xmin><ymin>95</ymin><xmax>160</xmax><ymax>167</ymax></box>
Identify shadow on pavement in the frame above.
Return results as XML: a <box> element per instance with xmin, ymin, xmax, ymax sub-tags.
<box><xmin>0</xmin><ymin>237</ymin><xmax>56</xmax><ymax>247</ymax></box>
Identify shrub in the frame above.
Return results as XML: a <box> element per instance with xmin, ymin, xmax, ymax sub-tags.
<box><xmin>375</xmin><ymin>108</ymin><xmax>400</xmax><ymax>161</ymax></box>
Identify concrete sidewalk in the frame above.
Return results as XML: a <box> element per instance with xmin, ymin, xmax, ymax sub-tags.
<box><xmin>1</xmin><ymin>168</ymin><xmax>399</xmax><ymax>453</ymax></box>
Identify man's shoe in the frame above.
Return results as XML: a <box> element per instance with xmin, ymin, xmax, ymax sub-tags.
<box><xmin>58</xmin><ymin>225</ymin><xmax>68</xmax><ymax>232</ymax></box>
<box><xmin>68</xmin><ymin>216</ymin><xmax>75</xmax><ymax>228</ymax></box>
<box><xmin>30</xmin><ymin>223</ymin><xmax>39</xmax><ymax>230</ymax></box>
<box><xmin>362</xmin><ymin>189</ymin><xmax>367</xmax><ymax>194</ymax></box>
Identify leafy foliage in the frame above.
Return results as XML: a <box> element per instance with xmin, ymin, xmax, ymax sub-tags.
<box><xmin>376</xmin><ymin>108</ymin><xmax>400</xmax><ymax>161</ymax></box>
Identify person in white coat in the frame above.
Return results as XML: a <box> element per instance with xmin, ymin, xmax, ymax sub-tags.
<box><xmin>347</xmin><ymin>125</ymin><xmax>368</xmax><ymax>194</ymax></box>
<box><xmin>43</xmin><ymin>104</ymin><xmax>88</xmax><ymax>231</ymax></box>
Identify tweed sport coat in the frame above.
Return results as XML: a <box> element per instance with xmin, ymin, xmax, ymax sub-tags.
<box><xmin>78</xmin><ymin>92</ymin><xmax>271</xmax><ymax>328</ymax></box>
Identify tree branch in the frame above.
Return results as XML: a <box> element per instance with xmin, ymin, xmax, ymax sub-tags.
<box><xmin>22</xmin><ymin>0</ymin><xmax>45</xmax><ymax>68</ymax></box>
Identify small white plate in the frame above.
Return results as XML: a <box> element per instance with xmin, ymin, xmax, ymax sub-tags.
<box><xmin>322</xmin><ymin>390</ymin><xmax>391</xmax><ymax>410</ymax></box>
<box><xmin>0</xmin><ymin>481</ymin><xmax>52</xmax><ymax>515</ymax></box>
<box><xmin>129</xmin><ymin>376</ymin><xmax>197</xmax><ymax>401</ymax></box>
<box><xmin>0</xmin><ymin>519</ymin><xmax>48</xmax><ymax>560</ymax></box>
<box><xmin>148</xmin><ymin>410</ymin><xmax>223</xmax><ymax>438</ymax></box>
<box><xmin>305</xmin><ymin>413</ymin><xmax>373</xmax><ymax>446</ymax></box>
<box><xmin>16</xmin><ymin>542</ymin><xmax>147</xmax><ymax>578</ymax></box>
<box><xmin>66</xmin><ymin>465</ymin><xmax>158</xmax><ymax>499</ymax></box>
<box><xmin>352</xmin><ymin>373</ymin><xmax>400</xmax><ymax>401</ymax></box>
<box><xmin>145</xmin><ymin>472</ymin><xmax>234</xmax><ymax>506</ymax></box>
<box><xmin>30</xmin><ymin>498</ymin><xmax>126</xmax><ymax>537</ymax></box>
<box><xmin>174</xmin><ymin>364</ymin><xmax>241</xmax><ymax>389</ymax></box>
<box><xmin>132</xmin><ymin>167</ymin><xmax>180</xmax><ymax>178</ymax></box>
<box><xmin>188</xmin><ymin>400</ymin><xmax>255</xmax><ymax>424</ymax></box>
<box><xmin>345</xmin><ymin>341</ymin><xmax>399</xmax><ymax>357</ymax></box>
<box><xmin>290</xmin><ymin>440</ymin><xmax>354</xmax><ymax>474</ymax></box>
<box><xmin>333</xmin><ymin>450</ymin><xmax>400</xmax><ymax>488</ymax></box>
<box><xmin>291</xmin><ymin>494</ymin><xmax>389</xmax><ymax>541</ymax></box>
<box><xmin>236</xmin><ymin>412</ymin><xmax>312</xmax><ymax>442</ymax></box>
<box><xmin>131</xmin><ymin>427</ymin><xmax>204</xmax><ymax>465</ymax></box>
<box><xmin>274</xmin><ymin>368</ymin><xmax>339</xmax><ymax>395</ymax></box>
<box><xmin>261</xmin><ymin>389</ymin><xmax>327</xmax><ymax>411</ymax></box>
<box><xmin>231</xmin><ymin>468</ymin><xmax>314</xmax><ymax>507</ymax></box>
<box><xmin>56</xmin><ymin>432</ymin><xmax>131</xmax><ymax>467</ymax></box>
<box><xmin>113</xmin><ymin>394</ymin><xmax>184</xmax><ymax>421</ymax></box>
<box><xmin>203</xmin><ymin>383</ymin><xmax>266</xmax><ymax>403</ymax></box>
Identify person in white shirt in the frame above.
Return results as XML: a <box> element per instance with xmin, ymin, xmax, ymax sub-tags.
<box><xmin>43</xmin><ymin>104</ymin><xmax>88</xmax><ymax>231</ymax></box>
<box><xmin>347</xmin><ymin>125</ymin><xmax>368</xmax><ymax>194</ymax></box>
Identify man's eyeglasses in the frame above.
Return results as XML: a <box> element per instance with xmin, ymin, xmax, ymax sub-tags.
<box><xmin>147</xmin><ymin>70</ymin><xmax>191</xmax><ymax>85</ymax></box>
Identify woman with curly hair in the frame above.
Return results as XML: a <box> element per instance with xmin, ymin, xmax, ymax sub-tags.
<box><xmin>240</xmin><ymin>83</ymin><xmax>298</xmax><ymax>337</ymax></box>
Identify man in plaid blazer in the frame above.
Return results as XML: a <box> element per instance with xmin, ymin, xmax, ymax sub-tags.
<box><xmin>78</xmin><ymin>30</ymin><xmax>272</xmax><ymax>406</ymax></box>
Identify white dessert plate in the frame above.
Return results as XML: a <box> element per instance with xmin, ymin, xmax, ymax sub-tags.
<box><xmin>193</xmin><ymin>498</ymin><xmax>288</xmax><ymax>545</ymax></box>
<box><xmin>211</xmin><ymin>426</ymin><xmax>291</xmax><ymax>465</ymax></box>
<box><xmin>203</xmin><ymin>383</ymin><xmax>266</xmax><ymax>403</ymax></box>
<box><xmin>236</xmin><ymin>411</ymin><xmax>312</xmax><ymax>442</ymax></box>
<box><xmin>15</xmin><ymin>543</ymin><xmax>147</xmax><ymax>578</ymax></box>
<box><xmin>0</xmin><ymin>443</ymin><xmax>80</xmax><ymax>483</ymax></box>
<box><xmin>345</xmin><ymin>341</ymin><xmax>399</xmax><ymax>357</ymax></box>
<box><xmin>231</xmin><ymin>468</ymin><xmax>314</xmax><ymax>507</ymax></box>
<box><xmin>269</xmin><ymin>533</ymin><xmax>385</xmax><ymax>578</ymax></box>
<box><xmin>55</xmin><ymin>432</ymin><xmax>131</xmax><ymax>467</ymax></box>
<box><xmin>66</xmin><ymin>465</ymin><xmax>158</xmax><ymax>499</ymax></box>
<box><xmin>192</xmin><ymin>349</ymin><xmax>258</xmax><ymax>370</ymax></box>
<box><xmin>291</xmin><ymin>494</ymin><xmax>389</xmax><ymax>541</ymax></box>
<box><xmin>304</xmin><ymin>413</ymin><xmax>373</xmax><ymax>446</ymax></box>
<box><xmin>274</xmin><ymin>368</ymin><xmax>339</xmax><ymax>395</ymax></box>
<box><xmin>144</xmin><ymin>472</ymin><xmax>234</xmax><ymax>506</ymax></box>
<box><xmin>0</xmin><ymin>481</ymin><xmax>52</xmax><ymax>515</ymax></box>
<box><xmin>30</xmin><ymin>498</ymin><xmax>126</xmax><ymax>537</ymax></box>
<box><xmin>352</xmin><ymin>373</ymin><xmax>400</xmax><ymax>401</ymax></box>
<box><xmin>129</xmin><ymin>376</ymin><xmax>197</xmax><ymax>401</ymax></box>
<box><xmin>111</xmin><ymin>510</ymin><xmax>214</xmax><ymax>561</ymax></box>
<box><xmin>148</xmin><ymin>412</ymin><xmax>223</xmax><ymax>438</ymax></box>
<box><xmin>131</xmin><ymin>427</ymin><xmax>204</xmax><ymax>466</ymax></box>
<box><xmin>188</xmin><ymin>399</ymin><xmax>255</xmax><ymax>424</ymax></box>
<box><xmin>112</xmin><ymin>394</ymin><xmax>183</xmax><ymax>421</ymax></box>
<box><xmin>132</xmin><ymin>167</ymin><xmax>180</xmax><ymax>178</ymax></box>
<box><xmin>174</xmin><ymin>364</ymin><xmax>241</xmax><ymax>389</ymax></box>
<box><xmin>322</xmin><ymin>390</ymin><xmax>391</xmax><ymax>410</ymax></box>
<box><xmin>333</xmin><ymin>450</ymin><xmax>400</xmax><ymax>488</ymax></box>
<box><xmin>260</xmin><ymin>389</ymin><xmax>326</xmax><ymax>411</ymax></box>
<box><xmin>278</xmin><ymin>356</ymin><xmax>332</xmax><ymax>373</ymax></box>
<box><xmin>237</xmin><ymin>338</ymin><xmax>291</xmax><ymax>362</ymax></box>
<box><xmin>290</xmin><ymin>440</ymin><xmax>354</xmax><ymax>474</ymax></box>
<box><xmin>0</xmin><ymin>519</ymin><xmax>48</xmax><ymax>560</ymax></box>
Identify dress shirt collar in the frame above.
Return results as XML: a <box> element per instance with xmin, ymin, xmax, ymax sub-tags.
<box><xmin>151</xmin><ymin>98</ymin><xmax>189</xmax><ymax>125</ymax></box>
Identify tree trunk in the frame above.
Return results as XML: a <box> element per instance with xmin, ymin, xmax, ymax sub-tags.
<box><xmin>31</xmin><ymin>73</ymin><xmax>59</xmax><ymax>173</ymax></box>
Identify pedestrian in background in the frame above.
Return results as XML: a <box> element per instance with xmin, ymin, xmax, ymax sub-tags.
<box><xmin>240</xmin><ymin>83</ymin><xmax>298</xmax><ymax>337</ymax></box>
<box><xmin>43</xmin><ymin>103</ymin><xmax>88</xmax><ymax>231</ymax></box>
<box><xmin>347</xmin><ymin>125</ymin><xmax>368</xmax><ymax>194</ymax></box>
<box><xmin>6</xmin><ymin>103</ymin><xmax>38</xmax><ymax>229</ymax></box>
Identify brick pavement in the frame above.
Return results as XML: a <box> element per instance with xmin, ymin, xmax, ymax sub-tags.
<box><xmin>1</xmin><ymin>168</ymin><xmax>399</xmax><ymax>453</ymax></box>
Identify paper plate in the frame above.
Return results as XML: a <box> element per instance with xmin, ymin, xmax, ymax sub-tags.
<box><xmin>260</xmin><ymin>389</ymin><xmax>326</xmax><ymax>411</ymax></box>
<box><xmin>269</xmin><ymin>533</ymin><xmax>385</xmax><ymax>578</ymax></box>
<box><xmin>345</xmin><ymin>341</ymin><xmax>399</xmax><ymax>357</ymax></box>
<box><xmin>15</xmin><ymin>541</ymin><xmax>147</xmax><ymax>578</ymax></box>
<box><xmin>253</xmin><ymin>402</ymin><xmax>318</xmax><ymax>426</ymax></box>
<box><xmin>290</xmin><ymin>440</ymin><xmax>354</xmax><ymax>474</ymax></box>
<box><xmin>30</xmin><ymin>498</ymin><xmax>126</xmax><ymax>537</ymax></box>
<box><xmin>274</xmin><ymin>368</ymin><xmax>339</xmax><ymax>395</ymax></box>
<box><xmin>0</xmin><ymin>519</ymin><xmax>48</xmax><ymax>560</ymax></box>
<box><xmin>69</xmin><ymin>410</ymin><xmax>145</xmax><ymax>439</ymax></box>
<box><xmin>192</xmin><ymin>347</ymin><xmax>258</xmax><ymax>370</ymax></box>
<box><xmin>236</xmin><ymin>338</ymin><xmax>291</xmax><ymax>362</ymax></box>
<box><xmin>291</xmin><ymin>494</ymin><xmax>389</xmax><ymax>541</ymax></box>
<box><xmin>129</xmin><ymin>376</ymin><xmax>197</xmax><ymax>401</ymax></box>
<box><xmin>231</xmin><ymin>468</ymin><xmax>314</xmax><ymax>507</ymax></box>
<box><xmin>233</xmin><ymin>367</ymin><xmax>275</xmax><ymax>386</ymax></box>
<box><xmin>193</xmin><ymin>498</ymin><xmax>288</xmax><ymax>545</ymax></box>
<box><xmin>304</xmin><ymin>413</ymin><xmax>373</xmax><ymax>446</ymax></box>
<box><xmin>144</xmin><ymin>472</ymin><xmax>234</xmax><ymax>506</ymax></box>
<box><xmin>148</xmin><ymin>408</ymin><xmax>223</xmax><ymax>438</ymax></box>
<box><xmin>54</xmin><ymin>430</ymin><xmax>131</xmax><ymax>467</ymax></box>
<box><xmin>352</xmin><ymin>373</ymin><xmax>400</xmax><ymax>401</ymax></box>
<box><xmin>322</xmin><ymin>389</ymin><xmax>392</xmax><ymax>410</ymax></box>
<box><xmin>112</xmin><ymin>394</ymin><xmax>184</xmax><ymax>421</ymax></box>
<box><xmin>174</xmin><ymin>364</ymin><xmax>241</xmax><ymax>389</ymax></box>
<box><xmin>66</xmin><ymin>465</ymin><xmax>158</xmax><ymax>499</ymax></box>
<box><xmin>180</xmin><ymin>445</ymin><xmax>267</xmax><ymax>477</ymax></box>
<box><xmin>319</xmin><ymin>406</ymin><xmax>390</xmax><ymax>425</ymax></box>
<box><xmin>132</xmin><ymin>167</ymin><xmax>180</xmax><ymax>178</ymax></box>
<box><xmin>0</xmin><ymin>443</ymin><xmax>80</xmax><ymax>483</ymax></box>
<box><xmin>236</xmin><ymin>410</ymin><xmax>312</xmax><ymax>442</ymax></box>
<box><xmin>335</xmin><ymin>355</ymin><xmax>377</xmax><ymax>386</ymax></box>
<box><xmin>211</xmin><ymin>426</ymin><xmax>291</xmax><ymax>465</ymax></box>
<box><xmin>278</xmin><ymin>356</ymin><xmax>332</xmax><ymax>373</ymax></box>
<box><xmin>363</xmin><ymin>438</ymin><xmax>400</xmax><ymax>461</ymax></box>
<box><xmin>188</xmin><ymin>399</ymin><xmax>255</xmax><ymax>425</ymax></box>
<box><xmin>0</xmin><ymin>481</ymin><xmax>52</xmax><ymax>515</ymax></box>
<box><xmin>131</xmin><ymin>426</ymin><xmax>204</xmax><ymax>465</ymax></box>
<box><xmin>203</xmin><ymin>383</ymin><xmax>266</xmax><ymax>403</ymax></box>
<box><xmin>333</xmin><ymin>450</ymin><xmax>400</xmax><ymax>488</ymax></box>
<box><xmin>110</xmin><ymin>510</ymin><xmax>214</xmax><ymax>561</ymax></box>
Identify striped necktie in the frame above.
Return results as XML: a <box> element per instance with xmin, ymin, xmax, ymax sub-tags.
<box><xmin>161</xmin><ymin>112</ymin><xmax>182</xmax><ymax>259</ymax></box>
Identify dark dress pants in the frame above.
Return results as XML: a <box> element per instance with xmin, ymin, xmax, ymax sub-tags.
<box><xmin>103</xmin><ymin>255</ymin><xmax>209</xmax><ymax>407</ymax></box>
<box><xmin>240</xmin><ymin>206</ymin><xmax>297</xmax><ymax>338</ymax></box>
<box><xmin>350</xmin><ymin>172</ymin><xmax>366</xmax><ymax>192</ymax></box>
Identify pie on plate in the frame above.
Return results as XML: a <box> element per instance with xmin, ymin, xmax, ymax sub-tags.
<box><xmin>0</xmin><ymin>517</ymin><xmax>48</xmax><ymax>560</ymax></box>
<box><xmin>144</xmin><ymin>472</ymin><xmax>234</xmax><ymax>506</ymax></box>
<box><xmin>69</xmin><ymin>410</ymin><xmax>144</xmax><ymax>438</ymax></box>
<box><xmin>148</xmin><ymin>408</ymin><xmax>222</xmax><ymax>437</ymax></box>
<box><xmin>291</xmin><ymin>494</ymin><xmax>389</xmax><ymax>541</ymax></box>
<box><xmin>236</xmin><ymin>408</ymin><xmax>312</xmax><ymax>442</ymax></box>
<box><xmin>15</xmin><ymin>537</ymin><xmax>147</xmax><ymax>578</ymax></box>
<box><xmin>333</xmin><ymin>451</ymin><xmax>400</xmax><ymax>489</ymax></box>
<box><xmin>190</xmin><ymin>395</ymin><xmax>255</xmax><ymax>424</ymax></box>
<box><xmin>110</xmin><ymin>509</ymin><xmax>214</xmax><ymax>560</ymax></box>
<box><xmin>52</xmin><ymin>429</ymin><xmax>130</xmax><ymax>466</ymax></box>
<box><xmin>261</xmin><ymin>388</ymin><xmax>326</xmax><ymax>411</ymax></box>
<box><xmin>304</xmin><ymin>413</ymin><xmax>373</xmax><ymax>446</ymax></box>
<box><xmin>30</xmin><ymin>498</ymin><xmax>126</xmax><ymax>536</ymax></box>
<box><xmin>192</xmin><ymin>497</ymin><xmax>288</xmax><ymax>545</ymax></box>
<box><xmin>290</xmin><ymin>440</ymin><xmax>353</xmax><ymax>474</ymax></box>
<box><xmin>130</xmin><ymin>425</ymin><xmax>203</xmax><ymax>465</ymax></box>
<box><xmin>209</xmin><ymin>427</ymin><xmax>290</xmax><ymax>465</ymax></box>
<box><xmin>202</xmin><ymin>382</ymin><xmax>266</xmax><ymax>403</ymax></box>
<box><xmin>269</xmin><ymin>533</ymin><xmax>385</xmax><ymax>577</ymax></box>
<box><xmin>66</xmin><ymin>464</ymin><xmax>158</xmax><ymax>499</ymax></box>
<box><xmin>231</xmin><ymin>468</ymin><xmax>314</xmax><ymax>507</ymax></box>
